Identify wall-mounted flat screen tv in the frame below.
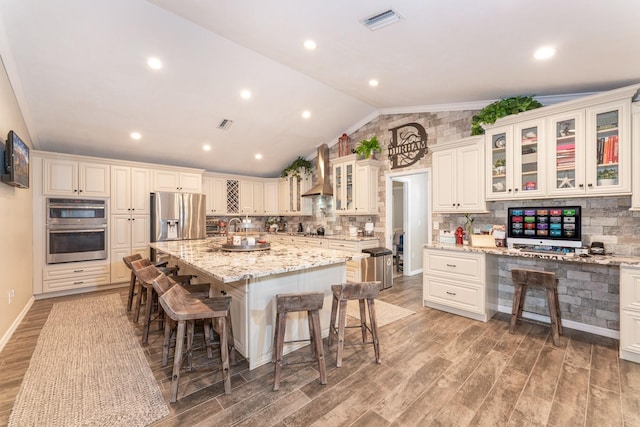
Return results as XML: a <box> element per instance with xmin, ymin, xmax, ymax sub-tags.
<box><xmin>507</xmin><ymin>206</ymin><xmax>582</xmax><ymax>248</ymax></box>
<box><xmin>1</xmin><ymin>130</ymin><xmax>29</xmax><ymax>189</ymax></box>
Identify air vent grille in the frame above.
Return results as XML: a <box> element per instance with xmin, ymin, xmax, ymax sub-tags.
<box><xmin>362</xmin><ymin>9</ymin><xmax>401</xmax><ymax>31</ymax></box>
<box><xmin>217</xmin><ymin>119</ymin><xmax>233</xmax><ymax>130</ymax></box>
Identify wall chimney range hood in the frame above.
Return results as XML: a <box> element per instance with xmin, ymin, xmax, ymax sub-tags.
<box><xmin>301</xmin><ymin>144</ymin><xmax>333</xmax><ymax>197</ymax></box>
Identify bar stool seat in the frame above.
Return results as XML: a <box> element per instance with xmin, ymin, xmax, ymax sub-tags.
<box><xmin>510</xmin><ymin>269</ymin><xmax>563</xmax><ymax>346</ymax></box>
<box><xmin>159</xmin><ymin>283</ymin><xmax>232</xmax><ymax>402</ymax></box>
<box><xmin>122</xmin><ymin>253</ymin><xmax>179</xmax><ymax>312</ymax></box>
<box><xmin>328</xmin><ymin>282</ymin><xmax>381</xmax><ymax>367</ymax></box>
<box><xmin>272</xmin><ymin>292</ymin><xmax>327</xmax><ymax>391</ymax></box>
<box><xmin>131</xmin><ymin>259</ymin><xmax>210</xmax><ymax>344</ymax></box>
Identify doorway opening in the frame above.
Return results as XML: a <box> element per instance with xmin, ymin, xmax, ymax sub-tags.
<box><xmin>385</xmin><ymin>168</ymin><xmax>431</xmax><ymax>277</ymax></box>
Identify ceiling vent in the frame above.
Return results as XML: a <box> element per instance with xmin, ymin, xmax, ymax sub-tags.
<box><xmin>362</xmin><ymin>9</ymin><xmax>401</xmax><ymax>31</ymax></box>
<box><xmin>217</xmin><ymin>119</ymin><xmax>233</xmax><ymax>130</ymax></box>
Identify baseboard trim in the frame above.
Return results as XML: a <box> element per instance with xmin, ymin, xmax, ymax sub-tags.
<box><xmin>34</xmin><ymin>283</ymin><xmax>128</xmax><ymax>301</ymax></box>
<box><xmin>0</xmin><ymin>296</ymin><xmax>35</xmax><ymax>353</ymax></box>
<box><xmin>497</xmin><ymin>305</ymin><xmax>619</xmax><ymax>340</ymax></box>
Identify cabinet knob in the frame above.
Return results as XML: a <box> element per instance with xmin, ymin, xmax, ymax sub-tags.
<box><xmin>507</xmin><ymin>189</ymin><xmax>512</xmax><ymax>193</ymax></box>
<box><xmin>446</xmin><ymin>291</ymin><xmax>457</xmax><ymax>296</ymax></box>
<box><xmin>221</xmin><ymin>290</ymin><xmax>227</xmax><ymax>296</ymax></box>
<box><xmin>74</xmin><ymin>189</ymin><xmax>78</xmax><ymax>192</ymax></box>
<box><xmin>446</xmin><ymin>264</ymin><xmax>457</xmax><ymax>268</ymax></box>
<box><xmin>456</xmin><ymin>203</ymin><xmax>460</xmax><ymax>207</ymax></box>
<box><xmin>132</xmin><ymin>218</ymin><xmax>135</xmax><ymax>221</ymax></box>
<box><xmin>588</xmin><ymin>183</ymin><xmax>593</xmax><ymax>187</ymax></box>
<box><xmin>79</xmin><ymin>189</ymin><xmax>83</xmax><ymax>193</ymax></box>
<box><xmin>579</xmin><ymin>184</ymin><xmax>584</xmax><ymax>188</ymax></box>
<box><xmin>452</xmin><ymin>203</ymin><xmax>456</xmax><ymax>207</ymax></box>
<box><xmin>514</xmin><ymin>188</ymin><xmax>519</xmax><ymax>192</ymax></box>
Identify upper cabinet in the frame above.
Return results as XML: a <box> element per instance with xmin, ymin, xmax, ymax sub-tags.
<box><xmin>486</xmin><ymin>120</ymin><xmax>546</xmax><ymax>200</ymax></box>
<box><xmin>632</xmin><ymin>102</ymin><xmax>640</xmax><ymax>211</ymax></box>
<box><xmin>332</xmin><ymin>155</ymin><xmax>379</xmax><ymax>215</ymax></box>
<box><xmin>152</xmin><ymin>169</ymin><xmax>202</xmax><ymax>193</ymax></box>
<box><xmin>433</xmin><ymin>136</ymin><xmax>487</xmax><ymax>213</ymax></box>
<box><xmin>484</xmin><ymin>84</ymin><xmax>637</xmax><ymax>201</ymax></box>
<box><xmin>111</xmin><ymin>166</ymin><xmax>150</xmax><ymax>215</ymax></box>
<box><xmin>278</xmin><ymin>173</ymin><xmax>312</xmax><ymax>215</ymax></box>
<box><xmin>263</xmin><ymin>181</ymin><xmax>279</xmax><ymax>215</ymax></box>
<box><xmin>43</xmin><ymin>158</ymin><xmax>110</xmax><ymax>197</ymax></box>
<box><xmin>202</xmin><ymin>176</ymin><xmax>226</xmax><ymax>215</ymax></box>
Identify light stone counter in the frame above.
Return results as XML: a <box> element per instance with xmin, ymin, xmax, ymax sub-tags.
<box><xmin>425</xmin><ymin>243</ymin><xmax>640</xmax><ymax>267</ymax></box>
<box><xmin>150</xmin><ymin>237</ymin><xmax>368</xmax><ymax>283</ymax></box>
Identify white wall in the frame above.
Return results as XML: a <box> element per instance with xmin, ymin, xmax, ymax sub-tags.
<box><xmin>405</xmin><ymin>173</ymin><xmax>429</xmax><ymax>274</ymax></box>
<box><xmin>0</xmin><ymin>54</ymin><xmax>33</xmax><ymax>351</ymax></box>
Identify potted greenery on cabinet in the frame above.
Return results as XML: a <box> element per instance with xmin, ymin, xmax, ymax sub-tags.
<box><xmin>354</xmin><ymin>136</ymin><xmax>381</xmax><ymax>159</ymax></box>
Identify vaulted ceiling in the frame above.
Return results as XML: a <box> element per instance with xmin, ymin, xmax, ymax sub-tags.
<box><xmin>0</xmin><ymin>0</ymin><xmax>638</xmax><ymax>177</ymax></box>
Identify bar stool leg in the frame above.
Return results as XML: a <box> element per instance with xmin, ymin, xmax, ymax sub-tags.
<box><xmin>226</xmin><ymin>310</ymin><xmax>237</xmax><ymax>365</ymax></box>
<box><xmin>367</xmin><ymin>298</ymin><xmax>381</xmax><ymax>364</ymax></box>
<box><xmin>142</xmin><ymin>286</ymin><xmax>154</xmax><ymax>344</ymax></box>
<box><xmin>204</xmin><ymin>319</ymin><xmax>213</xmax><ymax>359</ymax></box>
<box><xmin>554</xmin><ymin>288</ymin><xmax>563</xmax><ymax>335</ymax></box>
<box><xmin>307</xmin><ymin>311</ymin><xmax>316</xmax><ymax>358</ymax></box>
<box><xmin>509</xmin><ymin>284</ymin><xmax>524</xmax><ymax>333</ymax></box>
<box><xmin>546</xmin><ymin>288</ymin><xmax>561</xmax><ymax>346</ymax></box>
<box><xmin>127</xmin><ymin>273</ymin><xmax>136</xmax><ymax>311</ymax></box>
<box><xmin>133</xmin><ymin>282</ymin><xmax>144</xmax><ymax>323</ymax></box>
<box><xmin>358</xmin><ymin>298</ymin><xmax>368</xmax><ymax>343</ymax></box>
<box><xmin>328</xmin><ymin>293</ymin><xmax>338</xmax><ymax>347</ymax></box>
<box><xmin>310</xmin><ymin>309</ymin><xmax>327</xmax><ymax>385</ymax></box>
<box><xmin>162</xmin><ymin>316</ymin><xmax>172</xmax><ymax>367</ymax></box>
<box><xmin>170</xmin><ymin>320</ymin><xmax>186</xmax><ymax>403</ymax></box>
<box><xmin>273</xmin><ymin>312</ymin><xmax>287</xmax><ymax>391</ymax></box>
<box><xmin>336</xmin><ymin>299</ymin><xmax>348</xmax><ymax>368</ymax></box>
<box><xmin>186</xmin><ymin>321</ymin><xmax>195</xmax><ymax>370</ymax></box>
<box><xmin>219</xmin><ymin>316</ymin><xmax>231</xmax><ymax>394</ymax></box>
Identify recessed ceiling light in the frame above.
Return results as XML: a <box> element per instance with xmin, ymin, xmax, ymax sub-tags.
<box><xmin>130</xmin><ymin>132</ymin><xmax>141</xmax><ymax>140</ymax></box>
<box><xmin>302</xmin><ymin>110</ymin><xmax>311</xmax><ymax>119</ymax></box>
<box><xmin>255</xmin><ymin>153</ymin><xmax>263</xmax><ymax>160</ymax></box>
<box><xmin>147</xmin><ymin>57</ymin><xmax>163</xmax><ymax>70</ymax></box>
<box><xmin>534</xmin><ymin>46</ymin><xmax>556</xmax><ymax>60</ymax></box>
<box><xmin>240</xmin><ymin>89</ymin><xmax>252</xmax><ymax>99</ymax></box>
<box><xmin>369</xmin><ymin>79</ymin><xmax>379</xmax><ymax>87</ymax></box>
<box><xmin>203</xmin><ymin>144</ymin><xmax>212</xmax><ymax>151</ymax></box>
<box><xmin>304</xmin><ymin>40</ymin><xmax>317</xmax><ymax>50</ymax></box>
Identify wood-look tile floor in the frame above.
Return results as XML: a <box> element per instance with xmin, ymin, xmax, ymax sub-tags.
<box><xmin>2</xmin><ymin>275</ymin><xmax>640</xmax><ymax>426</ymax></box>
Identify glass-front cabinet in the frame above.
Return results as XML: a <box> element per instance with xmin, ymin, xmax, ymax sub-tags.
<box><xmin>333</xmin><ymin>159</ymin><xmax>354</xmax><ymax>213</ymax></box>
<box><xmin>486</xmin><ymin>120</ymin><xmax>545</xmax><ymax>200</ymax></box>
<box><xmin>547</xmin><ymin>101</ymin><xmax>630</xmax><ymax>196</ymax></box>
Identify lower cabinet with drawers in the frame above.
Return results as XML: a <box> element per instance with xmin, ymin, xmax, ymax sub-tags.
<box><xmin>423</xmin><ymin>247</ymin><xmax>498</xmax><ymax>322</ymax></box>
<box><xmin>620</xmin><ymin>265</ymin><xmax>640</xmax><ymax>363</ymax></box>
<box><xmin>42</xmin><ymin>261</ymin><xmax>111</xmax><ymax>293</ymax></box>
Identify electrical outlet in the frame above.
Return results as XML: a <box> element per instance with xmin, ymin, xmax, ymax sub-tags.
<box><xmin>8</xmin><ymin>289</ymin><xmax>15</xmax><ymax>304</ymax></box>
<box><xmin>433</xmin><ymin>221</ymin><xmax>439</xmax><ymax>230</ymax></box>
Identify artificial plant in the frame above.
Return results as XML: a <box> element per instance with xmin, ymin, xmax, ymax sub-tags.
<box><xmin>471</xmin><ymin>96</ymin><xmax>543</xmax><ymax>136</ymax></box>
<box><xmin>354</xmin><ymin>136</ymin><xmax>381</xmax><ymax>159</ymax></box>
<box><xmin>280</xmin><ymin>156</ymin><xmax>313</xmax><ymax>178</ymax></box>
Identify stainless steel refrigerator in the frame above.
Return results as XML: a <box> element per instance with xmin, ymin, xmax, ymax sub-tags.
<box><xmin>150</xmin><ymin>192</ymin><xmax>206</xmax><ymax>243</ymax></box>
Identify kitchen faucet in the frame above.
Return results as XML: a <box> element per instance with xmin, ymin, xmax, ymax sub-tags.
<box><xmin>228</xmin><ymin>217</ymin><xmax>242</xmax><ymax>233</ymax></box>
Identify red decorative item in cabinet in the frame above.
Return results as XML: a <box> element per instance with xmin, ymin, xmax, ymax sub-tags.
<box><xmin>455</xmin><ymin>226</ymin><xmax>465</xmax><ymax>245</ymax></box>
<box><xmin>338</xmin><ymin>133</ymin><xmax>350</xmax><ymax>157</ymax></box>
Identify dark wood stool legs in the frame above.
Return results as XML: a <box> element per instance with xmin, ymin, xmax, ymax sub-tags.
<box><xmin>510</xmin><ymin>269</ymin><xmax>562</xmax><ymax>346</ymax></box>
<box><xmin>272</xmin><ymin>292</ymin><xmax>327</xmax><ymax>391</ymax></box>
<box><xmin>328</xmin><ymin>282</ymin><xmax>381</xmax><ymax>367</ymax></box>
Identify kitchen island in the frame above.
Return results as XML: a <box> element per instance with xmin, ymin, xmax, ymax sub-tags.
<box><xmin>150</xmin><ymin>238</ymin><xmax>368</xmax><ymax>369</ymax></box>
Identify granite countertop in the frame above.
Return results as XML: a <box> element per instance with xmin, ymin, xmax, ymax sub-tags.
<box><xmin>425</xmin><ymin>243</ymin><xmax>640</xmax><ymax>267</ymax></box>
<box><xmin>268</xmin><ymin>232</ymin><xmax>379</xmax><ymax>242</ymax></box>
<box><xmin>151</xmin><ymin>238</ymin><xmax>369</xmax><ymax>283</ymax></box>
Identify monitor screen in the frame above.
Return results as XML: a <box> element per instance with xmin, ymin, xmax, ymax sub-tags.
<box><xmin>1</xmin><ymin>131</ymin><xmax>30</xmax><ymax>189</ymax></box>
<box><xmin>507</xmin><ymin>206</ymin><xmax>582</xmax><ymax>248</ymax></box>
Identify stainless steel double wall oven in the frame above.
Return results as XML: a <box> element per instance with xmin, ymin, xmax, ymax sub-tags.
<box><xmin>46</xmin><ymin>198</ymin><xmax>108</xmax><ymax>264</ymax></box>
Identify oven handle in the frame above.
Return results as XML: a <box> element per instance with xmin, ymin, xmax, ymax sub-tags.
<box><xmin>48</xmin><ymin>204</ymin><xmax>105</xmax><ymax>209</ymax></box>
<box><xmin>48</xmin><ymin>228</ymin><xmax>106</xmax><ymax>234</ymax></box>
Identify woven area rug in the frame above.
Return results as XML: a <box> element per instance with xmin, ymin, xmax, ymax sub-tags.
<box><xmin>346</xmin><ymin>299</ymin><xmax>415</xmax><ymax>327</ymax></box>
<box><xmin>9</xmin><ymin>294</ymin><xmax>169</xmax><ymax>427</ymax></box>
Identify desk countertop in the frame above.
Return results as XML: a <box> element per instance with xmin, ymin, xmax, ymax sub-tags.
<box><xmin>424</xmin><ymin>243</ymin><xmax>640</xmax><ymax>267</ymax></box>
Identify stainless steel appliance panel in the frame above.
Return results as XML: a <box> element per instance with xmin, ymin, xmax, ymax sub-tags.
<box><xmin>181</xmin><ymin>193</ymin><xmax>206</xmax><ymax>240</ymax></box>
<box><xmin>150</xmin><ymin>192</ymin><xmax>182</xmax><ymax>241</ymax></box>
<box><xmin>47</xmin><ymin>225</ymin><xmax>107</xmax><ymax>264</ymax></box>
<box><xmin>47</xmin><ymin>198</ymin><xmax>107</xmax><ymax>226</ymax></box>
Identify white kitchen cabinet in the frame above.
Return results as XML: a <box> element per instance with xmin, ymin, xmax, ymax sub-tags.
<box><xmin>111</xmin><ymin>166</ymin><xmax>150</xmax><ymax>215</ymax></box>
<box><xmin>252</xmin><ymin>181</ymin><xmax>264</xmax><ymax>214</ymax></box>
<box><xmin>632</xmin><ymin>103</ymin><xmax>640</xmax><ymax>210</ymax></box>
<box><xmin>238</xmin><ymin>179</ymin><xmax>255</xmax><ymax>214</ymax></box>
<box><xmin>423</xmin><ymin>248</ymin><xmax>497</xmax><ymax>322</ymax></box>
<box><xmin>333</xmin><ymin>155</ymin><xmax>380</xmax><ymax>215</ymax></box>
<box><xmin>263</xmin><ymin>180</ymin><xmax>279</xmax><ymax>215</ymax></box>
<box><xmin>485</xmin><ymin>121</ymin><xmax>546</xmax><ymax>200</ymax></box>
<box><xmin>152</xmin><ymin>169</ymin><xmax>202</xmax><ymax>193</ymax></box>
<box><xmin>547</xmin><ymin>101</ymin><xmax>630</xmax><ymax>197</ymax></box>
<box><xmin>432</xmin><ymin>136</ymin><xmax>487</xmax><ymax>212</ymax></box>
<box><xmin>42</xmin><ymin>261</ymin><xmax>111</xmax><ymax>293</ymax></box>
<box><xmin>327</xmin><ymin>238</ymin><xmax>379</xmax><ymax>282</ymax></box>
<box><xmin>620</xmin><ymin>265</ymin><xmax>640</xmax><ymax>363</ymax></box>
<box><xmin>202</xmin><ymin>176</ymin><xmax>226</xmax><ymax>215</ymax></box>
<box><xmin>278</xmin><ymin>173</ymin><xmax>312</xmax><ymax>215</ymax></box>
<box><xmin>109</xmin><ymin>214</ymin><xmax>149</xmax><ymax>283</ymax></box>
<box><xmin>43</xmin><ymin>158</ymin><xmax>110</xmax><ymax>197</ymax></box>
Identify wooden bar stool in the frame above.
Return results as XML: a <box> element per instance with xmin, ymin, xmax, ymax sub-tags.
<box><xmin>123</xmin><ymin>253</ymin><xmax>179</xmax><ymax>312</ymax></box>
<box><xmin>131</xmin><ymin>259</ymin><xmax>209</xmax><ymax>344</ymax></box>
<box><xmin>159</xmin><ymin>284</ymin><xmax>232</xmax><ymax>402</ymax></box>
<box><xmin>272</xmin><ymin>292</ymin><xmax>327</xmax><ymax>391</ymax></box>
<box><xmin>152</xmin><ymin>272</ymin><xmax>237</xmax><ymax>367</ymax></box>
<box><xmin>328</xmin><ymin>281</ymin><xmax>381</xmax><ymax>367</ymax></box>
<box><xmin>510</xmin><ymin>269</ymin><xmax>563</xmax><ymax>346</ymax></box>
